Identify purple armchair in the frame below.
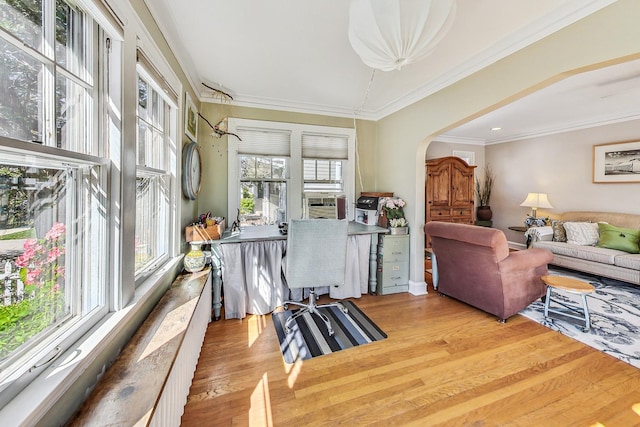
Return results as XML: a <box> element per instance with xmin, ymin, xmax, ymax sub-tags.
<box><xmin>424</xmin><ymin>222</ymin><xmax>553</xmax><ymax>321</ymax></box>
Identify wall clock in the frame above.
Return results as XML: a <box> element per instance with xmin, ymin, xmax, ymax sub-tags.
<box><xmin>182</xmin><ymin>141</ymin><xmax>202</xmax><ymax>200</ymax></box>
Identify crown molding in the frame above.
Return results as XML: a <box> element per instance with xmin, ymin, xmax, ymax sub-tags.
<box><xmin>200</xmin><ymin>94</ymin><xmax>379</xmax><ymax>121</ymax></box>
<box><xmin>432</xmin><ymin>135</ymin><xmax>486</xmax><ymax>145</ymax></box>
<box><xmin>483</xmin><ymin>111</ymin><xmax>640</xmax><ymax>145</ymax></box>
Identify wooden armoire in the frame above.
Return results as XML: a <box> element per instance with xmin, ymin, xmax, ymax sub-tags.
<box><xmin>425</xmin><ymin>156</ymin><xmax>476</xmax><ymax>246</ymax></box>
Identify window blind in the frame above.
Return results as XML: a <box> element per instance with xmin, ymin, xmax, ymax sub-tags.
<box><xmin>302</xmin><ymin>133</ymin><xmax>348</xmax><ymax>159</ymax></box>
<box><xmin>236</xmin><ymin>127</ymin><xmax>291</xmax><ymax>156</ymax></box>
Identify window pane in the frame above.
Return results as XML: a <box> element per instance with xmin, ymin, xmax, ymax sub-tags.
<box><xmin>0</xmin><ymin>164</ymin><xmax>70</xmax><ymax>362</ymax></box>
<box><xmin>0</xmin><ymin>37</ymin><xmax>43</xmax><ymax>142</ymax></box>
<box><xmin>240</xmin><ymin>156</ymin><xmax>255</xmax><ymax>179</ymax></box>
<box><xmin>0</xmin><ymin>0</ymin><xmax>43</xmax><ymax>53</ymax></box>
<box><xmin>55</xmin><ymin>0</ymin><xmax>91</xmax><ymax>80</ymax></box>
<box><xmin>272</xmin><ymin>158</ymin><xmax>287</xmax><ymax>179</ymax></box>
<box><xmin>255</xmin><ymin>157</ymin><xmax>271</xmax><ymax>179</ymax></box>
<box><xmin>135</xmin><ymin>175</ymin><xmax>169</xmax><ymax>273</ymax></box>
<box><xmin>240</xmin><ymin>181</ymin><xmax>286</xmax><ymax>226</ymax></box>
<box><xmin>56</xmin><ymin>73</ymin><xmax>92</xmax><ymax>153</ymax></box>
<box><xmin>137</xmin><ymin>76</ymin><xmax>148</xmax><ymax>122</ymax></box>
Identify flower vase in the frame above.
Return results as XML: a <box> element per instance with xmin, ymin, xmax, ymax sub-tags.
<box><xmin>184</xmin><ymin>243</ymin><xmax>206</xmax><ymax>273</ymax></box>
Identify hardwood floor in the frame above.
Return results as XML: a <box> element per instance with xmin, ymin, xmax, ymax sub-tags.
<box><xmin>182</xmin><ymin>290</ymin><xmax>640</xmax><ymax>426</ymax></box>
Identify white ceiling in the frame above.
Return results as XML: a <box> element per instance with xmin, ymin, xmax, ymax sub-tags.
<box><xmin>145</xmin><ymin>0</ymin><xmax>639</xmax><ymax>142</ymax></box>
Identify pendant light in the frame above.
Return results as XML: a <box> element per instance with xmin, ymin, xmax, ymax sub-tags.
<box><xmin>348</xmin><ymin>0</ymin><xmax>456</xmax><ymax>71</ymax></box>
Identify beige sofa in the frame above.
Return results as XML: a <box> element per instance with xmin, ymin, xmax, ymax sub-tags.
<box><xmin>527</xmin><ymin>211</ymin><xmax>640</xmax><ymax>285</ymax></box>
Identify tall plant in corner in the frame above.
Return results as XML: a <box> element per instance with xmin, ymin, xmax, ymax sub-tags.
<box><xmin>475</xmin><ymin>164</ymin><xmax>495</xmax><ymax>221</ymax></box>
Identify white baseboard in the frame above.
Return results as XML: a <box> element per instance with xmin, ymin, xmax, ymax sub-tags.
<box><xmin>409</xmin><ymin>280</ymin><xmax>428</xmax><ymax>295</ymax></box>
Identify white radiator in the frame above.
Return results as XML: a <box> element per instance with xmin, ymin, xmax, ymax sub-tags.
<box><xmin>151</xmin><ymin>273</ymin><xmax>211</xmax><ymax>427</ymax></box>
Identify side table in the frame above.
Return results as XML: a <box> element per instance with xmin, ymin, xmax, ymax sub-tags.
<box><xmin>541</xmin><ymin>275</ymin><xmax>595</xmax><ymax>332</ymax></box>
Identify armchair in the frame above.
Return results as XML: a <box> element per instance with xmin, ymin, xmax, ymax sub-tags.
<box><xmin>283</xmin><ymin>219</ymin><xmax>349</xmax><ymax>336</ymax></box>
<box><xmin>424</xmin><ymin>221</ymin><xmax>553</xmax><ymax>321</ymax></box>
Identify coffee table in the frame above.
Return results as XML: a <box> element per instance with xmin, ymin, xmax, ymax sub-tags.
<box><xmin>541</xmin><ymin>275</ymin><xmax>595</xmax><ymax>332</ymax></box>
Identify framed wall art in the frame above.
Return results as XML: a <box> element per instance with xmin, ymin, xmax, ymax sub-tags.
<box><xmin>593</xmin><ymin>140</ymin><xmax>640</xmax><ymax>183</ymax></box>
<box><xmin>184</xmin><ymin>92</ymin><xmax>198</xmax><ymax>142</ymax></box>
<box><xmin>452</xmin><ymin>150</ymin><xmax>475</xmax><ymax>166</ymax></box>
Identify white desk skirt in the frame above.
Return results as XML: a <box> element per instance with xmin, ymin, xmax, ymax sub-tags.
<box><xmin>220</xmin><ymin>234</ymin><xmax>371</xmax><ymax>319</ymax></box>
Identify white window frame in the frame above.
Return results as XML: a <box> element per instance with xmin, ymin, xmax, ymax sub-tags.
<box><xmin>227</xmin><ymin>118</ymin><xmax>355</xmax><ymax>223</ymax></box>
<box><xmin>134</xmin><ymin>65</ymin><xmax>178</xmax><ymax>283</ymax></box>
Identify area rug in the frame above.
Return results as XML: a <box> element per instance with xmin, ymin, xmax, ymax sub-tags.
<box><xmin>272</xmin><ymin>300</ymin><xmax>387</xmax><ymax>364</ymax></box>
<box><xmin>520</xmin><ymin>268</ymin><xmax>640</xmax><ymax>369</ymax></box>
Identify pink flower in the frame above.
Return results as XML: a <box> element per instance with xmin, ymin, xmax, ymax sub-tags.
<box><xmin>45</xmin><ymin>222</ymin><xmax>66</xmax><ymax>241</ymax></box>
<box><xmin>47</xmin><ymin>247</ymin><xmax>61</xmax><ymax>262</ymax></box>
<box><xmin>56</xmin><ymin>267</ymin><xmax>65</xmax><ymax>276</ymax></box>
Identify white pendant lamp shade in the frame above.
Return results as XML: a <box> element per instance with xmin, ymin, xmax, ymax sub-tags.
<box><xmin>348</xmin><ymin>0</ymin><xmax>456</xmax><ymax>71</ymax></box>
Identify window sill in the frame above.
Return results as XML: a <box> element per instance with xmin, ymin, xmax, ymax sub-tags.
<box><xmin>0</xmin><ymin>256</ymin><xmax>185</xmax><ymax>426</ymax></box>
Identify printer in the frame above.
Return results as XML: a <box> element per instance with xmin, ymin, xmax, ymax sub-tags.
<box><xmin>355</xmin><ymin>195</ymin><xmax>380</xmax><ymax>225</ymax></box>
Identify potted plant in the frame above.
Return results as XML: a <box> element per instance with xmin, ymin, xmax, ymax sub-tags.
<box><xmin>381</xmin><ymin>197</ymin><xmax>408</xmax><ymax>234</ymax></box>
<box><xmin>475</xmin><ymin>164</ymin><xmax>495</xmax><ymax>221</ymax></box>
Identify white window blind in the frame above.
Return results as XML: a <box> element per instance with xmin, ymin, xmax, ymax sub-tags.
<box><xmin>237</xmin><ymin>127</ymin><xmax>291</xmax><ymax>156</ymax></box>
<box><xmin>302</xmin><ymin>133</ymin><xmax>348</xmax><ymax>159</ymax></box>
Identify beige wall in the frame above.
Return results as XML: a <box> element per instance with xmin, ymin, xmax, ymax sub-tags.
<box><xmin>488</xmin><ymin>119</ymin><xmax>640</xmax><ymax>245</ymax></box>
<box><xmin>196</xmin><ymin>103</ymin><xmax>378</xmax><ymax>222</ymax></box>
<box><xmin>376</xmin><ymin>0</ymin><xmax>640</xmax><ymax>284</ymax></box>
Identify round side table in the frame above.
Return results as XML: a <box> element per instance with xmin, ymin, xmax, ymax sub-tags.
<box><xmin>541</xmin><ymin>275</ymin><xmax>595</xmax><ymax>332</ymax></box>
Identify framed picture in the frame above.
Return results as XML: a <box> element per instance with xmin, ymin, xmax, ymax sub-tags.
<box><xmin>593</xmin><ymin>140</ymin><xmax>640</xmax><ymax>183</ymax></box>
<box><xmin>184</xmin><ymin>92</ymin><xmax>198</xmax><ymax>142</ymax></box>
<box><xmin>452</xmin><ymin>150</ymin><xmax>475</xmax><ymax>166</ymax></box>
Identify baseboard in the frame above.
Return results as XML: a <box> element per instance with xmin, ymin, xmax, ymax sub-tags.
<box><xmin>409</xmin><ymin>280</ymin><xmax>428</xmax><ymax>295</ymax></box>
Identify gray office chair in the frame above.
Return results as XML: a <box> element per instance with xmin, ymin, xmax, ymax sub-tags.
<box><xmin>283</xmin><ymin>218</ymin><xmax>349</xmax><ymax>336</ymax></box>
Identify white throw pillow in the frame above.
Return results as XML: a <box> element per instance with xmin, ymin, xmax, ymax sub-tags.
<box><xmin>563</xmin><ymin>222</ymin><xmax>599</xmax><ymax>246</ymax></box>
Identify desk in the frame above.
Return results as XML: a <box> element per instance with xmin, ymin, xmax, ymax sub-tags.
<box><xmin>194</xmin><ymin>222</ymin><xmax>388</xmax><ymax>320</ymax></box>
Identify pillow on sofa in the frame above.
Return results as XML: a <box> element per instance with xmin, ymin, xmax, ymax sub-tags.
<box><xmin>564</xmin><ymin>222</ymin><xmax>599</xmax><ymax>246</ymax></box>
<box><xmin>551</xmin><ymin>220</ymin><xmax>567</xmax><ymax>242</ymax></box>
<box><xmin>597</xmin><ymin>223</ymin><xmax>640</xmax><ymax>254</ymax></box>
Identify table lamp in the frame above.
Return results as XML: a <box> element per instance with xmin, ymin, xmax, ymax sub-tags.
<box><xmin>520</xmin><ymin>193</ymin><xmax>553</xmax><ymax>218</ymax></box>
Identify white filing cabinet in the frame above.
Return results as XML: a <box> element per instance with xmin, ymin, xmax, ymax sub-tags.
<box><xmin>376</xmin><ymin>234</ymin><xmax>410</xmax><ymax>295</ymax></box>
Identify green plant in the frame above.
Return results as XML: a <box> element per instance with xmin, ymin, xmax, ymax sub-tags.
<box><xmin>240</xmin><ymin>187</ymin><xmax>255</xmax><ymax>214</ymax></box>
<box><xmin>382</xmin><ymin>197</ymin><xmax>406</xmax><ymax>220</ymax></box>
<box><xmin>475</xmin><ymin>164</ymin><xmax>495</xmax><ymax>207</ymax></box>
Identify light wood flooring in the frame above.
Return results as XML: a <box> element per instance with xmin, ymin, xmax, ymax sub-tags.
<box><xmin>182</xmin><ymin>289</ymin><xmax>640</xmax><ymax>426</ymax></box>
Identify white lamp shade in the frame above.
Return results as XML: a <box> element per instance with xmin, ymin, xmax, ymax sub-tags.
<box><xmin>520</xmin><ymin>193</ymin><xmax>554</xmax><ymax>209</ymax></box>
<box><xmin>348</xmin><ymin>0</ymin><xmax>456</xmax><ymax>71</ymax></box>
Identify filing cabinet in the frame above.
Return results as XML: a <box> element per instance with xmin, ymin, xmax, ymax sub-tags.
<box><xmin>376</xmin><ymin>234</ymin><xmax>410</xmax><ymax>295</ymax></box>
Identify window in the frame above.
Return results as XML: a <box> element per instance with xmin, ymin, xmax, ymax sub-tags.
<box><xmin>135</xmin><ymin>66</ymin><xmax>176</xmax><ymax>278</ymax></box>
<box><xmin>0</xmin><ymin>0</ymin><xmax>109</xmax><ymax>408</ymax></box>
<box><xmin>239</xmin><ymin>156</ymin><xmax>288</xmax><ymax>226</ymax></box>
<box><xmin>228</xmin><ymin>119</ymin><xmax>355</xmax><ymax>224</ymax></box>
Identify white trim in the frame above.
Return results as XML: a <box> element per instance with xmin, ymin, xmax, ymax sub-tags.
<box><xmin>409</xmin><ymin>280</ymin><xmax>428</xmax><ymax>296</ymax></box>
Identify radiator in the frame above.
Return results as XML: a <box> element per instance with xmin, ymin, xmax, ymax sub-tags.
<box><xmin>151</xmin><ymin>273</ymin><xmax>211</xmax><ymax>427</ymax></box>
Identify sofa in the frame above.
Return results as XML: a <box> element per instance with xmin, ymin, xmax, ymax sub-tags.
<box><xmin>527</xmin><ymin>211</ymin><xmax>640</xmax><ymax>285</ymax></box>
<box><xmin>425</xmin><ymin>221</ymin><xmax>553</xmax><ymax>321</ymax></box>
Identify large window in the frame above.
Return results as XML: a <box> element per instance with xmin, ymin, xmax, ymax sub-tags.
<box><xmin>135</xmin><ymin>66</ymin><xmax>176</xmax><ymax>278</ymax></box>
<box><xmin>0</xmin><ymin>0</ymin><xmax>109</xmax><ymax>408</ymax></box>
<box><xmin>228</xmin><ymin>119</ymin><xmax>355</xmax><ymax>225</ymax></box>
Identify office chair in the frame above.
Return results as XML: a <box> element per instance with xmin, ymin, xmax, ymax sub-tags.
<box><xmin>283</xmin><ymin>218</ymin><xmax>349</xmax><ymax>336</ymax></box>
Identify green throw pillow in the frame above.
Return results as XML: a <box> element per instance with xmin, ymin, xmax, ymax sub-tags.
<box><xmin>597</xmin><ymin>223</ymin><xmax>640</xmax><ymax>254</ymax></box>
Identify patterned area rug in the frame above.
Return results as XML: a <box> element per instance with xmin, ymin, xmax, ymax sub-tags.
<box><xmin>272</xmin><ymin>300</ymin><xmax>387</xmax><ymax>364</ymax></box>
<box><xmin>520</xmin><ymin>267</ymin><xmax>640</xmax><ymax>369</ymax></box>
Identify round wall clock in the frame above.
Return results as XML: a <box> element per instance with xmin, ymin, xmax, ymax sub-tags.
<box><xmin>182</xmin><ymin>141</ymin><xmax>202</xmax><ymax>200</ymax></box>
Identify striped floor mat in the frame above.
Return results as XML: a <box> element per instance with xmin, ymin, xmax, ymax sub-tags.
<box><xmin>272</xmin><ymin>300</ymin><xmax>387</xmax><ymax>364</ymax></box>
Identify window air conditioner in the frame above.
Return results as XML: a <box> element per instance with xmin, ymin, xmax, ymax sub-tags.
<box><xmin>304</xmin><ymin>193</ymin><xmax>343</xmax><ymax>219</ymax></box>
